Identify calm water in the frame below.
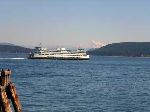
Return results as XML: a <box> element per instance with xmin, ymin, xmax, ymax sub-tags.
<box><xmin>0</xmin><ymin>54</ymin><xmax>150</xmax><ymax>112</ymax></box>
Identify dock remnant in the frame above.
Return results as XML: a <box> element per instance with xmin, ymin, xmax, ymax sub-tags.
<box><xmin>0</xmin><ymin>69</ymin><xmax>22</xmax><ymax>112</ymax></box>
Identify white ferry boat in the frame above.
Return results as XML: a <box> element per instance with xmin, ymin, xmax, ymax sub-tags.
<box><xmin>28</xmin><ymin>47</ymin><xmax>90</xmax><ymax>60</ymax></box>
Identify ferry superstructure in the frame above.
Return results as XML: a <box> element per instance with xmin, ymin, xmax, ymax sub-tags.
<box><xmin>28</xmin><ymin>47</ymin><xmax>90</xmax><ymax>60</ymax></box>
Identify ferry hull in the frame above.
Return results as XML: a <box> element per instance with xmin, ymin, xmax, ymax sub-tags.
<box><xmin>28</xmin><ymin>56</ymin><xmax>89</xmax><ymax>60</ymax></box>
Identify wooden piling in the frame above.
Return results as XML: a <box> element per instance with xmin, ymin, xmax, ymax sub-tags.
<box><xmin>7</xmin><ymin>83</ymin><xmax>22</xmax><ymax>112</ymax></box>
<box><xmin>0</xmin><ymin>69</ymin><xmax>22</xmax><ymax>112</ymax></box>
<box><xmin>0</xmin><ymin>86</ymin><xmax>12</xmax><ymax>112</ymax></box>
<box><xmin>0</xmin><ymin>69</ymin><xmax>11</xmax><ymax>87</ymax></box>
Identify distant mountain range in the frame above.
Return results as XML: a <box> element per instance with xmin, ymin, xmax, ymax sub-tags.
<box><xmin>0</xmin><ymin>43</ymin><xmax>32</xmax><ymax>53</ymax></box>
<box><xmin>87</xmin><ymin>42</ymin><xmax>150</xmax><ymax>57</ymax></box>
<box><xmin>1</xmin><ymin>42</ymin><xmax>150</xmax><ymax>57</ymax></box>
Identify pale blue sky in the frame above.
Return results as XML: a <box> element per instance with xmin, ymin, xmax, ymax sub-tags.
<box><xmin>0</xmin><ymin>0</ymin><xmax>150</xmax><ymax>48</ymax></box>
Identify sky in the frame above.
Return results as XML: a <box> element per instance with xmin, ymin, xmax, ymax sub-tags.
<box><xmin>0</xmin><ymin>0</ymin><xmax>150</xmax><ymax>48</ymax></box>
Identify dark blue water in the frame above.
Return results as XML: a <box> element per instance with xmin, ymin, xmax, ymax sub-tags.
<box><xmin>1</xmin><ymin>54</ymin><xmax>150</xmax><ymax>112</ymax></box>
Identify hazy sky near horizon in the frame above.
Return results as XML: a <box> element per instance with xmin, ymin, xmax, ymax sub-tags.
<box><xmin>0</xmin><ymin>0</ymin><xmax>150</xmax><ymax>48</ymax></box>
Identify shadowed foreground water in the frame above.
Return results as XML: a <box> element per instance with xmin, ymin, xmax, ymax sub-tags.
<box><xmin>0</xmin><ymin>55</ymin><xmax>150</xmax><ymax>112</ymax></box>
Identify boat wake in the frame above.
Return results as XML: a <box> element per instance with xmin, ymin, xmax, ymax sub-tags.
<box><xmin>0</xmin><ymin>58</ymin><xmax>26</xmax><ymax>60</ymax></box>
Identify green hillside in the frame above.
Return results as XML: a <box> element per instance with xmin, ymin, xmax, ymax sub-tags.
<box><xmin>0</xmin><ymin>44</ymin><xmax>32</xmax><ymax>53</ymax></box>
<box><xmin>88</xmin><ymin>42</ymin><xmax>150</xmax><ymax>57</ymax></box>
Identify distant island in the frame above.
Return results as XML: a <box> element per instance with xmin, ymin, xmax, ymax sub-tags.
<box><xmin>0</xmin><ymin>43</ymin><xmax>32</xmax><ymax>53</ymax></box>
<box><xmin>87</xmin><ymin>42</ymin><xmax>150</xmax><ymax>57</ymax></box>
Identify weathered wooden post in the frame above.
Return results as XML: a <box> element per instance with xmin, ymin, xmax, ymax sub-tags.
<box><xmin>0</xmin><ymin>69</ymin><xmax>22</xmax><ymax>112</ymax></box>
<box><xmin>7</xmin><ymin>83</ymin><xmax>22</xmax><ymax>112</ymax></box>
<box><xmin>0</xmin><ymin>86</ymin><xmax>12</xmax><ymax>112</ymax></box>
